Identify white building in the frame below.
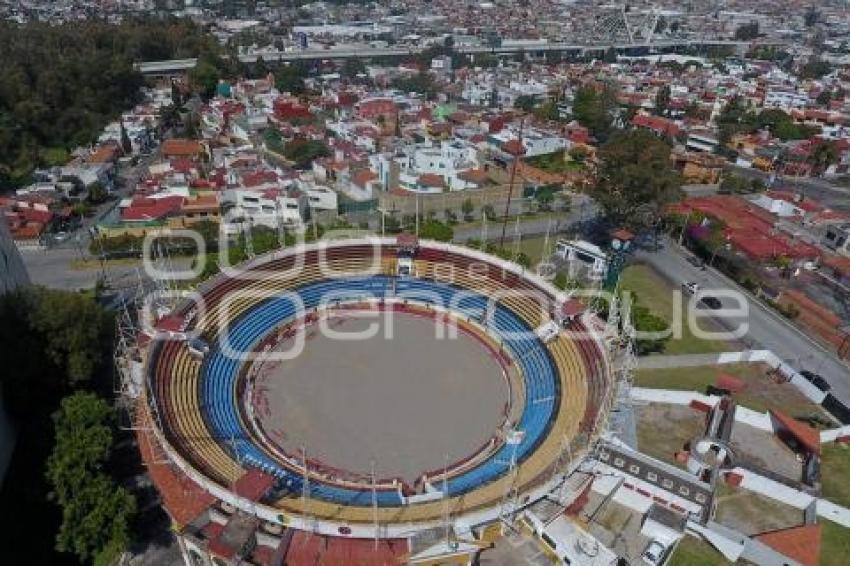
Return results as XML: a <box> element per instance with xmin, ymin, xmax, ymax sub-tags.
<box><xmin>555</xmin><ymin>239</ymin><xmax>608</xmax><ymax>281</ymax></box>
<box><xmin>394</xmin><ymin>140</ymin><xmax>482</xmax><ymax>192</ymax></box>
<box><xmin>303</xmin><ymin>185</ymin><xmax>338</xmax><ymax>211</ymax></box>
<box><xmin>490</xmin><ymin>125</ymin><xmax>570</xmax><ymax>158</ymax></box>
<box><xmin>686</xmin><ymin>130</ymin><xmax>720</xmax><ymax>153</ymax></box>
<box><xmin>221</xmin><ymin>188</ymin><xmax>306</xmax><ymax>235</ymax></box>
<box><xmin>763</xmin><ymin>88</ymin><xmax>810</xmax><ymax>110</ymax></box>
<box><xmin>523</xmin><ymin>510</ymin><xmax>619</xmax><ymax>565</ymax></box>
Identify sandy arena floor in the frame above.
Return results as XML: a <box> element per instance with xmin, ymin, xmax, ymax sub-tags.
<box><xmin>251</xmin><ymin>310</ymin><xmax>510</xmax><ymax>482</ymax></box>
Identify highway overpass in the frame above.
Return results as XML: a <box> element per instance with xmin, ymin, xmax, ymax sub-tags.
<box><xmin>135</xmin><ymin>39</ymin><xmax>758</xmax><ymax>74</ymax></box>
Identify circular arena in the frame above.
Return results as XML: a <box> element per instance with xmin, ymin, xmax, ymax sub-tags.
<box><xmin>142</xmin><ymin>237</ymin><xmax>614</xmax><ymax>538</ymax></box>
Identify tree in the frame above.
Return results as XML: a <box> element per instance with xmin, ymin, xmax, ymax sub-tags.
<box><xmin>87</xmin><ymin>182</ymin><xmax>108</xmax><ymax>204</ymax></box>
<box><xmin>514</xmin><ymin>95</ymin><xmax>536</xmax><ymax>112</ymax></box>
<box><xmin>481</xmin><ymin>204</ymin><xmax>496</xmax><ymax>220</ymax></box>
<box><xmin>592</xmin><ymin>129</ymin><xmax>682</xmax><ymax>230</ymax></box>
<box><xmin>282</xmin><ymin>138</ymin><xmax>330</xmax><ymax>168</ymax></box>
<box><xmin>534</xmin><ymin>100</ymin><xmax>560</xmax><ymax>122</ymax></box>
<box><xmin>391</xmin><ymin>71</ymin><xmax>437</xmax><ymax>99</ymax></box>
<box><xmin>810</xmin><ymin>142</ymin><xmax>839</xmax><ymax>176</ymax></box>
<box><xmin>46</xmin><ymin>393</ymin><xmax>114</xmax><ymax>501</ymax></box>
<box><xmin>632</xmin><ymin>303</ymin><xmax>670</xmax><ymax>354</ymax></box>
<box><xmin>170</xmin><ymin>78</ymin><xmax>183</xmax><ymax>108</ymax></box>
<box><xmin>654</xmin><ymin>85</ymin><xmax>671</xmax><ymax>117</ymax></box>
<box><xmin>383</xmin><ymin>214</ymin><xmax>401</xmax><ymax>233</ymax></box>
<box><xmin>275</xmin><ymin>64</ymin><xmax>307</xmax><ymax>95</ymax></box>
<box><xmin>798</xmin><ymin>59</ymin><xmax>832</xmax><ymax>80</ymax></box>
<box><xmin>568</xmin><ymin>145</ymin><xmax>590</xmax><ymax>163</ymax></box>
<box><xmin>461</xmin><ymin>198</ymin><xmax>475</xmax><ymax>221</ymax></box>
<box><xmin>804</xmin><ymin>6</ymin><xmax>820</xmax><ymax>27</ymax></box>
<box><xmin>189</xmin><ymin>58</ymin><xmax>221</xmax><ymax>99</ymax></box>
<box><xmin>734</xmin><ymin>22</ymin><xmax>760</xmax><ymax>41</ymax></box>
<box><xmin>572</xmin><ymin>83</ymin><xmax>618</xmax><ymax>141</ymax></box>
<box><xmin>46</xmin><ymin>392</ymin><xmax>136</xmax><ymax>565</ymax></box>
<box><xmin>27</xmin><ymin>288</ymin><xmax>114</xmax><ymax>387</ymax></box>
<box><xmin>342</xmin><ymin>58</ymin><xmax>366</xmax><ymax>79</ymax></box>
<box><xmin>419</xmin><ymin>219</ymin><xmax>453</xmax><ymax>241</ymax></box>
<box><xmin>119</xmin><ymin>121</ymin><xmax>132</xmax><ymax>156</ymax></box>
<box><xmin>719</xmin><ymin>173</ymin><xmax>759</xmax><ymax>194</ymax></box>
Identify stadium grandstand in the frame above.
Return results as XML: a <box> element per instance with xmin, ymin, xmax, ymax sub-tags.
<box><xmin>133</xmin><ymin>237</ymin><xmax>615</xmax><ymax>565</ymax></box>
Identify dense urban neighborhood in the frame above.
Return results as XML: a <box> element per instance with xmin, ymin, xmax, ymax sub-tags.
<box><xmin>3</xmin><ymin>2</ymin><xmax>850</xmax><ymax>566</ymax></box>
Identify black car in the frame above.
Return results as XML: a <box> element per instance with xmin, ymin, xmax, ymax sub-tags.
<box><xmin>698</xmin><ymin>296</ymin><xmax>723</xmax><ymax>310</ymax></box>
<box><xmin>800</xmin><ymin>370</ymin><xmax>831</xmax><ymax>392</ymax></box>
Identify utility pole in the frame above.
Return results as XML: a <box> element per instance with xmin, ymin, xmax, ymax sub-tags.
<box><xmin>500</xmin><ymin>119</ymin><xmax>525</xmax><ymax>249</ymax></box>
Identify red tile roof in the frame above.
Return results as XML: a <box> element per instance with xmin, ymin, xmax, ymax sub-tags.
<box><xmin>632</xmin><ymin>114</ymin><xmax>683</xmax><ymax>137</ymax></box>
<box><xmin>357</xmin><ymin>98</ymin><xmax>397</xmax><ymax>119</ymax></box>
<box><xmin>561</xmin><ymin>299</ymin><xmax>586</xmax><ymax>318</ymax></box>
<box><xmin>770</xmin><ymin>409</ymin><xmax>821</xmax><ymax>455</ymax></box>
<box><xmin>458</xmin><ymin>168</ymin><xmax>489</xmax><ymax>184</ymax></box>
<box><xmin>716</xmin><ymin>373</ymin><xmax>746</xmax><ymax>393</ymax></box>
<box><xmin>121</xmin><ymin>196</ymin><xmax>185</xmax><ymax>222</ymax></box>
<box><xmin>135</xmin><ymin>404</ymin><xmax>215</xmax><ymax>526</ymax></box>
<box><xmin>418</xmin><ymin>173</ymin><xmax>445</xmax><ymax>188</ymax></box>
<box><xmin>284</xmin><ymin>532</ymin><xmax>408</xmax><ymax>566</ymax></box>
<box><xmin>233</xmin><ymin>469</ymin><xmax>275</xmax><ymax>501</ymax></box>
<box><xmin>352</xmin><ymin>169</ymin><xmax>378</xmax><ymax>188</ymax></box>
<box><xmin>241</xmin><ymin>170</ymin><xmax>278</xmax><ymax>188</ymax></box>
<box><xmin>161</xmin><ymin>139</ymin><xmax>203</xmax><ymax>157</ymax></box>
<box><xmin>756</xmin><ymin>524</ymin><xmax>821</xmax><ymax>566</ymax></box>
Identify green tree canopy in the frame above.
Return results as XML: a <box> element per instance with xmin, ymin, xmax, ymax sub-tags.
<box><xmin>0</xmin><ymin>17</ymin><xmax>221</xmax><ymax>184</ymax></box>
<box><xmin>46</xmin><ymin>392</ymin><xmax>135</xmax><ymax>565</ymax></box>
<box><xmin>654</xmin><ymin>85</ymin><xmax>671</xmax><ymax>117</ymax></box>
<box><xmin>0</xmin><ymin>288</ymin><xmax>114</xmax><ymax>422</ymax></box>
<box><xmin>419</xmin><ymin>219</ymin><xmax>454</xmax><ymax>241</ymax></box>
<box><xmin>734</xmin><ymin>22</ymin><xmax>760</xmax><ymax>40</ymax></box>
<box><xmin>391</xmin><ymin>71</ymin><xmax>438</xmax><ymax>99</ymax></box>
<box><xmin>572</xmin><ymin>83</ymin><xmax>618</xmax><ymax>142</ymax></box>
<box><xmin>283</xmin><ymin>138</ymin><xmax>330</xmax><ymax>168</ymax></box>
<box><xmin>514</xmin><ymin>95</ymin><xmax>537</xmax><ymax>112</ymax></box>
<box><xmin>592</xmin><ymin>129</ymin><xmax>683</xmax><ymax>230</ymax></box>
<box><xmin>275</xmin><ymin>63</ymin><xmax>308</xmax><ymax>95</ymax></box>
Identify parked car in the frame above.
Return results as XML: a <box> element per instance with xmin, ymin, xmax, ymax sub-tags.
<box><xmin>687</xmin><ymin>256</ymin><xmax>706</xmax><ymax>270</ymax></box>
<box><xmin>681</xmin><ymin>281</ymin><xmax>700</xmax><ymax>295</ymax></box>
<box><xmin>698</xmin><ymin>296</ymin><xmax>723</xmax><ymax>310</ymax></box>
<box><xmin>641</xmin><ymin>540</ymin><xmax>669</xmax><ymax>566</ymax></box>
<box><xmin>800</xmin><ymin>370</ymin><xmax>831</xmax><ymax>392</ymax></box>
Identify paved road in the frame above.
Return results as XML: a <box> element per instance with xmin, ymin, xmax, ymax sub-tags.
<box><xmin>638</xmin><ymin>240</ymin><xmax>850</xmax><ymax>406</ymax></box>
<box><xmin>724</xmin><ymin>163</ymin><xmax>850</xmax><ymax>211</ymax></box>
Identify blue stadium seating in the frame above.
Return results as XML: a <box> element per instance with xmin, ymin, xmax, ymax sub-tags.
<box><xmin>199</xmin><ymin>276</ymin><xmax>559</xmax><ymax>506</ymax></box>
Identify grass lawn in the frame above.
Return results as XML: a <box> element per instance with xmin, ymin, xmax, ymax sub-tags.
<box><xmin>668</xmin><ymin>535</ymin><xmax>729</xmax><ymax>566</ymax></box>
<box><xmin>620</xmin><ymin>264</ymin><xmax>733</xmax><ymax>355</ymax></box>
<box><xmin>714</xmin><ymin>484</ymin><xmax>803</xmax><ymax>535</ymax></box>
<box><xmin>526</xmin><ymin>151</ymin><xmax>585</xmax><ymax>174</ymax></box>
<box><xmin>821</xmin><ymin>520</ymin><xmax>850</xmax><ymax>566</ymax></box>
<box><xmin>513</xmin><ymin>235</ymin><xmax>557</xmax><ymax>265</ymax></box>
<box><xmin>635</xmin><ymin>363</ymin><xmax>829</xmax><ymax>417</ymax></box>
<box><xmin>636</xmin><ymin>403</ymin><xmax>706</xmax><ymax>467</ymax></box>
<box><xmin>820</xmin><ymin>443</ymin><xmax>850</xmax><ymax>509</ymax></box>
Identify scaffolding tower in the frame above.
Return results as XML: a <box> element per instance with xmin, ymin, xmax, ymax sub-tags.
<box><xmin>497</xmin><ymin>429</ymin><xmax>524</xmax><ymax>531</ymax></box>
